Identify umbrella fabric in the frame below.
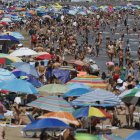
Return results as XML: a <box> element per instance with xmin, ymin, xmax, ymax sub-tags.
<box><xmin>0</xmin><ymin>35</ymin><xmax>19</xmax><ymax>44</ymax></box>
<box><xmin>1</xmin><ymin>18</ymin><xmax>12</xmax><ymax>22</ymax></box>
<box><xmin>23</xmin><ymin>118</ymin><xmax>69</xmax><ymax>132</ymax></box>
<box><xmin>119</xmin><ymin>89</ymin><xmax>140</xmax><ymax>105</ymax></box>
<box><xmin>75</xmin><ymin>133</ymin><xmax>99</xmax><ymax>140</ymax></box>
<box><xmin>12</xmin><ymin>62</ymin><xmax>39</xmax><ymax>78</ymax></box>
<box><xmin>52</xmin><ymin>69</ymin><xmax>70</xmax><ymax>84</ymax></box>
<box><xmin>63</xmin><ymin>88</ymin><xmax>91</xmax><ymax>98</ymax></box>
<box><xmin>98</xmin><ymin>134</ymin><xmax>124</xmax><ymax>140</ymax></box>
<box><xmin>4</xmin><ymin>32</ymin><xmax>24</xmax><ymax>40</ymax></box>
<box><xmin>73</xmin><ymin>106</ymin><xmax>112</xmax><ymax>119</ymax></box>
<box><xmin>0</xmin><ymin>53</ymin><xmax>22</xmax><ymax>65</ymax></box>
<box><xmin>72</xmin><ymin>89</ymin><xmax>120</xmax><ymax>106</ymax></box>
<box><xmin>67</xmin><ymin>75</ymin><xmax>107</xmax><ymax>89</ymax></box>
<box><xmin>39</xmin><ymin>112</ymin><xmax>79</xmax><ymax>126</ymax></box>
<box><xmin>10</xmin><ymin>47</ymin><xmax>37</xmax><ymax>56</ymax></box>
<box><xmin>0</xmin><ymin>79</ymin><xmax>38</xmax><ymax>94</ymax></box>
<box><xmin>38</xmin><ymin>84</ymin><xmax>68</xmax><ymax>95</ymax></box>
<box><xmin>12</xmin><ymin>69</ymin><xmax>27</xmax><ymax>77</ymax></box>
<box><xmin>68</xmin><ymin>60</ymin><xmax>85</xmax><ymax>66</ymax></box>
<box><xmin>0</xmin><ymin>68</ymin><xmax>16</xmax><ymax>81</ymax></box>
<box><xmin>67</xmin><ymin>83</ymin><xmax>91</xmax><ymax>90</ymax></box>
<box><xmin>126</xmin><ymin>131</ymin><xmax>140</xmax><ymax>140</ymax></box>
<box><xmin>28</xmin><ymin>96</ymin><xmax>74</xmax><ymax>113</ymax></box>
<box><xmin>35</xmin><ymin>53</ymin><xmax>53</xmax><ymax>60</ymax></box>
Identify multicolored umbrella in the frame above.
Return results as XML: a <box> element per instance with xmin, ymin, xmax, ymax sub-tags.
<box><xmin>119</xmin><ymin>89</ymin><xmax>140</xmax><ymax>105</ymax></box>
<box><xmin>0</xmin><ymin>79</ymin><xmax>38</xmax><ymax>94</ymax></box>
<box><xmin>28</xmin><ymin>96</ymin><xmax>74</xmax><ymax>113</ymax></box>
<box><xmin>0</xmin><ymin>53</ymin><xmax>22</xmax><ymax>65</ymax></box>
<box><xmin>63</xmin><ymin>88</ymin><xmax>92</xmax><ymax>98</ymax></box>
<box><xmin>72</xmin><ymin>89</ymin><xmax>120</xmax><ymax>106</ymax></box>
<box><xmin>67</xmin><ymin>75</ymin><xmax>107</xmax><ymax>89</ymax></box>
<box><xmin>23</xmin><ymin>118</ymin><xmax>69</xmax><ymax>132</ymax></box>
<box><xmin>126</xmin><ymin>131</ymin><xmax>140</xmax><ymax>140</ymax></box>
<box><xmin>38</xmin><ymin>84</ymin><xmax>68</xmax><ymax>95</ymax></box>
<box><xmin>0</xmin><ymin>68</ymin><xmax>16</xmax><ymax>81</ymax></box>
<box><xmin>0</xmin><ymin>35</ymin><xmax>19</xmax><ymax>44</ymax></box>
<box><xmin>73</xmin><ymin>106</ymin><xmax>112</xmax><ymax>119</ymax></box>
<box><xmin>39</xmin><ymin>112</ymin><xmax>79</xmax><ymax>126</ymax></box>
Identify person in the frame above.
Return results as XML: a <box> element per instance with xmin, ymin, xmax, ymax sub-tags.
<box><xmin>31</xmin><ymin>33</ymin><xmax>37</xmax><ymax>49</ymax></box>
<box><xmin>125</xmin><ymin>103</ymin><xmax>135</xmax><ymax>127</ymax></box>
<box><xmin>0</xmin><ymin>126</ymin><xmax>5</xmax><ymax>140</ymax></box>
<box><xmin>40</xmin><ymin>130</ymin><xmax>48</xmax><ymax>140</ymax></box>
<box><xmin>88</xmin><ymin>60</ymin><xmax>99</xmax><ymax>76</ymax></box>
<box><xmin>95</xmin><ymin>38</ymin><xmax>100</xmax><ymax>57</ymax></box>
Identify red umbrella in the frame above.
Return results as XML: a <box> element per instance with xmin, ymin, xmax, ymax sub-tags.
<box><xmin>35</xmin><ymin>53</ymin><xmax>54</xmax><ymax>60</ymax></box>
<box><xmin>0</xmin><ymin>22</ymin><xmax>8</xmax><ymax>26</ymax></box>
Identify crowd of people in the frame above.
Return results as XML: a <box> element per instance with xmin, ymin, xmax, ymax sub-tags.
<box><xmin>0</xmin><ymin>2</ymin><xmax>140</xmax><ymax>140</ymax></box>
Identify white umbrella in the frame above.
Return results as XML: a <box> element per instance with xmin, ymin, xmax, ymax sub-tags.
<box><xmin>10</xmin><ymin>47</ymin><xmax>37</xmax><ymax>57</ymax></box>
<box><xmin>1</xmin><ymin>18</ymin><xmax>12</xmax><ymax>23</ymax></box>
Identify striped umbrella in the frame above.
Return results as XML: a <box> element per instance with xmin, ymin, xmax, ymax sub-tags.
<box><xmin>67</xmin><ymin>75</ymin><xmax>107</xmax><ymax>89</ymax></box>
<box><xmin>0</xmin><ymin>68</ymin><xmax>16</xmax><ymax>81</ymax></box>
<box><xmin>39</xmin><ymin>112</ymin><xmax>79</xmax><ymax>126</ymax></box>
<box><xmin>72</xmin><ymin>89</ymin><xmax>120</xmax><ymax>106</ymax></box>
<box><xmin>28</xmin><ymin>96</ymin><xmax>74</xmax><ymax>113</ymax></box>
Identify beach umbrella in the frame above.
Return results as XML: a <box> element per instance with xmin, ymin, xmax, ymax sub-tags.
<box><xmin>11</xmin><ymin>62</ymin><xmax>39</xmax><ymax>78</ymax></box>
<box><xmin>75</xmin><ymin>133</ymin><xmax>99</xmax><ymax>140</ymax></box>
<box><xmin>73</xmin><ymin>106</ymin><xmax>112</xmax><ymax>119</ymax></box>
<box><xmin>63</xmin><ymin>88</ymin><xmax>92</xmax><ymax>98</ymax></box>
<box><xmin>0</xmin><ymin>35</ymin><xmax>19</xmax><ymax>44</ymax></box>
<box><xmin>23</xmin><ymin>118</ymin><xmax>69</xmax><ymax>132</ymax></box>
<box><xmin>125</xmin><ymin>131</ymin><xmax>140</xmax><ymax>140</ymax></box>
<box><xmin>68</xmin><ymin>60</ymin><xmax>85</xmax><ymax>66</ymax></box>
<box><xmin>72</xmin><ymin>89</ymin><xmax>120</xmax><ymax>106</ymax></box>
<box><xmin>67</xmin><ymin>83</ymin><xmax>91</xmax><ymax>90</ymax></box>
<box><xmin>35</xmin><ymin>53</ymin><xmax>53</xmax><ymax>60</ymax></box>
<box><xmin>10</xmin><ymin>47</ymin><xmax>37</xmax><ymax>56</ymax></box>
<box><xmin>119</xmin><ymin>89</ymin><xmax>140</xmax><ymax>105</ymax></box>
<box><xmin>0</xmin><ymin>68</ymin><xmax>16</xmax><ymax>81</ymax></box>
<box><xmin>67</xmin><ymin>75</ymin><xmax>107</xmax><ymax>89</ymax></box>
<box><xmin>1</xmin><ymin>18</ymin><xmax>12</xmax><ymax>22</ymax></box>
<box><xmin>0</xmin><ymin>79</ymin><xmax>38</xmax><ymax>94</ymax></box>
<box><xmin>52</xmin><ymin>69</ymin><xmax>70</xmax><ymax>84</ymax></box>
<box><xmin>28</xmin><ymin>96</ymin><xmax>74</xmax><ymax>113</ymax></box>
<box><xmin>3</xmin><ymin>32</ymin><xmax>25</xmax><ymax>40</ymax></box>
<box><xmin>0</xmin><ymin>53</ymin><xmax>22</xmax><ymax>65</ymax></box>
<box><xmin>38</xmin><ymin>84</ymin><xmax>68</xmax><ymax>95</ymax></box>
<box><xmin>39</xmin><ymin>112</ymin><xmax>79</xmax><ymax>126</ymax></box>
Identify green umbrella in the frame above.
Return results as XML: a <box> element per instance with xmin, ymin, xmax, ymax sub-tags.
<box><xmin>119</xmin><ymin>89</ymin><xmax>140</xmax><ymax>105</ymax></box>
<box><xmin>38</xmin><ymin>84</ymin><xmax>68</xmax><ymax>96</ymax></box>
<box><xmin>75</xmin><ymin>133</ymin><xmax>99</xmax><ymax>140</ymax></box>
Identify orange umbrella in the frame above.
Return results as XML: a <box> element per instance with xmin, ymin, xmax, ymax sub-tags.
<box><xmin>39</xmin><ymin>112</ymin><xmax>79</xmax><ymax>126</ymax></box>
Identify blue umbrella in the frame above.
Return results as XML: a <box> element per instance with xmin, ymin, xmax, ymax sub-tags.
<box><xmin>12</xmin><ymin>69</ymin><xmax>27</xmax><ymax>77</ymax></box>
<box><xmin>0</xmin><ymin>35</ymin><xmax>19</xmax><ymax>44</ymax></box>
<box><xmin>0</xmin><ymin>68</ymin><xmax>16</xmax><ymax>81</ymax></box>
<box><xmin>0</xmin><ymin>79</ymin><xmax>38</xmax><ymax>94</ymax></box>
<box><xmin>12</xmin><ymin>62</ymin><xmax>39</xmax><ymax>78</ymax></box>
<box><xmin>63</xmin><ymin>88</ymin><xmax>92</xmax><ymax>98</ymax></box>
<box><xmin>67</xmin><ymin>83</ymin><xmax>91</xmax><ymax>90</ymax></box>
<box><xmin>23</xmin><ymin>118</ymin><xmax>70</xmax><ymax>131</ymax></box>
<box><xmin>125</xmin><ymin>131</ymin><xmax>140</xmax><ymax>140</ymax></box>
